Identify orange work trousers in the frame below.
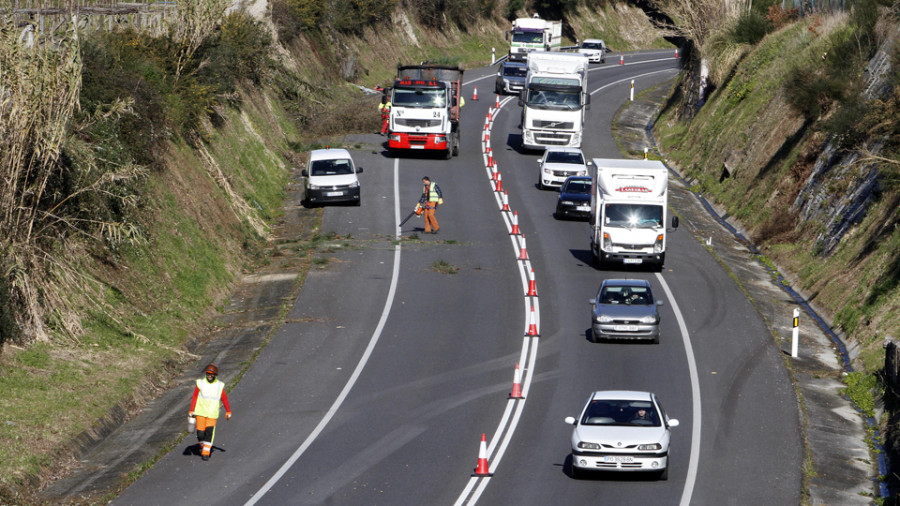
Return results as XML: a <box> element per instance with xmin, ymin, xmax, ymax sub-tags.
<box><xmin>423</xmin><ymin>204</ymin><xmax>438</xmax><ymax>232</ymax></box>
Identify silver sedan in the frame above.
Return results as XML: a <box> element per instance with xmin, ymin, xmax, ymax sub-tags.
<box><xmin>589</xmin><ymin>278</ymin><xmax>662</xmax><ymax>343</ymax></box>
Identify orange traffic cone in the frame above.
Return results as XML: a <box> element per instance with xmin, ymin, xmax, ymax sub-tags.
<box><xmin>675</xmin><ymin>48</ymin><xmax>679</xmax><ymax>58</ymax></box>
<box><xmin>619</xmin><ymin>54</ymin><xmax>624</xmax><ymax>65</ymax></box>
<box><xmin>527</xmin><ymin>268</ymin><xmax>537</xmax><ymax>297</ymax></box>
<box><xmin>485</xmin><ymin>113</ymin><xmax>491</xmax><ymax>127</ymax></box>
<box><xmin>487</xmin><ymin>147</ymin><xmax>494</xmax><ymax>168</ymax></box>
<box><xmin>495</xmin><ymin>173</ymin><xmax>503</xmax><ymax>193</ymax></box>
<box><xmin>526</xmin><ymin>305</ymin><xmax>539</xmax><ymax>336</ymax></box>
<box><xmin>509</xmin><ymin>363</ymin><xmax>524</xmax><ymax>399</ymax></box>
<box><xmin>495</xmin><ymin>95</ymin><xmax>500</xmax><ymax>108</ymax></box>
<box><xmin>518</xmin><ymin>234</ymin><xmax>528</xmax><ymax>260</ymax></box>
<box><xmin>510</xmin><ymin>211</ymin><xmax>520</xmax><ymax>235</ymax></box>
<box><xmin>472</xmin><ymin>433</ymin><xmax>492</xmax><ymax>476</ymax></box>
<box><xmin>473</xmin><ymin>87</ymin><xmax>479</xmax><ymax>101</ymax></box>
<box><xmin>484</xmin><ymin>131</ymin><xmax>490</xmax><ymax>143</ymax></box>
<box><xmin>501</xmin><ymin>190</ymin><xmax>510</xmax><ymax>212</ymax></box>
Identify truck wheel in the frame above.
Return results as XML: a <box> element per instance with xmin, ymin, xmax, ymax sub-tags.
<box><xmin>452</xmin><ymin>133</ymin><xmax>460</xmax><ymax>156</ymax></box>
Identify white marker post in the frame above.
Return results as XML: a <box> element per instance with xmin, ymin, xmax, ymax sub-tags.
<box><xmin>492</xmin><ymin>48</ymin><xmax>495</xmax><ymax>64</ymax></box>
<box><xmin>644</xmin><ymin>147</ymin><xmax>648</xmax><ymax>160</ymax></box>
<box><xmin>630</xmin><ymin>79</ymin><xmax>634</xmax><ymax>101</ymax></box>
<box><xmin>791</xmin><ymin>308</ymin><xmax>800</xmax><ymax>358</ymax></box>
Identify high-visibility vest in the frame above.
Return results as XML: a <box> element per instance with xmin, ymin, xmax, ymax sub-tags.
<box><xmin>425</xmin><ymin>182</ymin><xmax>440</xmax><ymax>202</ymax></box>
<box><xmin>194</xmin><ymin>378</ymin><xmax>225</xmax><ymax>419</ymax></box>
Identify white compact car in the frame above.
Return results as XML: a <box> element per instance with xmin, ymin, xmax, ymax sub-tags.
<box><xmin>537</xmin><ymin>147</ymin><xmax>591</xmax><ymax>190</ymax></box>
<box><xmin>302</xmin><ymin>148</ymin><xmax>362</xmax><ymax>207</ymax></box>
<box><xmin>565</xmin><ymin>390</ymin><xmax>679</xmax><ymax>480</ymax></box>
<box><xmin>578</xmin><ymin>39</ymin><xmax>607</xmax><ymax>63</ymax></box>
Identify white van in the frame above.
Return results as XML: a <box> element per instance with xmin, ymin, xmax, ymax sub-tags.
<box><xmin>302</xmin><ymin>148</ymin><xmax>362</xmax><ymax>206</ymax></box>
<box><xmin>578</xmin><ymin>39</ymin><xmax>607</xmax><ymax>64</ymax></box>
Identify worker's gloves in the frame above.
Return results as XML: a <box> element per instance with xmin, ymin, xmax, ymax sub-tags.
<box><xmin>188</xmin><ymin>411</ymin><xmax>194</xmax><ymax>417</ymax></box>
<box><xmin>438</xmin><ymin>198</ymin><xmax>444</xmax><ymax>205</ymax></box>
<box><xmin>226</xmin><ymin>412</ymin><xmax>232</xmax><ymax>420</ymax></box>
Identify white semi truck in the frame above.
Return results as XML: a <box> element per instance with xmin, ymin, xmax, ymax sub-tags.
<box><xmin>507</xmin><ymin>16</ymin><xmax>562</xmax><ymax>62</ymax></box>
<box><xmin>589</xmin><ymin>159</ymin><xmax>678</xmax><ymax>271</ymax></box>
<box><xmin>519</xmin><ymin>51</ymin><xmax>590</xmax><ymax>150</ymax></box>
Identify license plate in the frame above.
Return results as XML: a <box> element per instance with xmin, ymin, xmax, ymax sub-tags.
<box><xmin>615</xmin><ymin>325</ymin><xmax>639</xmax><ymax>332</ymax></box>
<box><xmin>604</xmin><ymin>456</ymin><xmax>634</xmax><ymax>463</ymax></box>
<box><xmin>576</xmin><ymin>206</ymin><xmax>590</xmax><ymax>211</ymax></box>
<box><xmin>326</xmin><ymin>191</ymin><xmax>343</xmax><ymax>197</ymax></box>
<box><xmin>410</xmin><ymin>145</ymin><xmax>425</xmax><ymax>149</ymax></box>
<box><xmin>623</xmin><ymin>258</ymin><xmax>643</xmax><ymax>264</ymax></box>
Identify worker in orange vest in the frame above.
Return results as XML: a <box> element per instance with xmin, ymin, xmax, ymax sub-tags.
<box><xmin>379</xmin><ymin>94</ymin><xmax>392</xmax><ymax>135</ymax></box>
<box><xmin>417</xmin><ymin>176</ymin><xmax>443</xmax><ymax>234</ymax></box>
<box><xmin>189</xmin><ymin>363</ymin><xmax>232</xmax><ymax>461</ymax></box>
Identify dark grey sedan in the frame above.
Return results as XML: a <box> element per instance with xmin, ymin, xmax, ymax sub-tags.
<box><xmin>589</xmin><ymin>279</ymin><xmax>662</xmax><ymax>343</ymax></box>
<box><xmin>555</xmin><ymin>176</ymin><xmax>592</xmax><ymax>220</ymax></box>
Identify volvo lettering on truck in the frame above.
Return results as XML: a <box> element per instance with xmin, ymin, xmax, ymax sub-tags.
<box><xmin>388</xmin><ymin>65</ymin><xmax>463</xmax><ymax>159</ymax></box>
<box><xmin>520</xmin><ymin>51</ymin><xmax>590</xmax><ymax>150</ymax></box>
<box><xmin>589</xmin><ymin>159</ymin><xmax>678</xmax><ymax>271</ymax></box>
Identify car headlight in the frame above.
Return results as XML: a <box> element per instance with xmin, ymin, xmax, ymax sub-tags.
<box><xmin>308</xmin><ymin>183</ymin><xmax>320</xmax><ymax>190</ymax></box>
<box><xmin>577</xmin><ymin>441</ymin><xmax>601</xmax><ymax>450</ymax></box>
<box><xmin>349</xmin><ymin>181</ymin><xmax>359</xmax><ymax>188</ymax></box>
<box><xmin>639</xmin><ymin>315</ymin><xmax>659</xmax><ymax>324</ymax></box>
<box><xmin>389</xmin><ymin>134</ymin><xmax>401</xmax><ymax>142</ymax></box>
<box><xmin>560</xmin><ymin>200</ymin><xmax>574</xmax><ymax>206</ymax></box>
<box><xmin>638</xmin><ymin>443</ymin><xmax>662</xmax><ymax>451</ymax></box>
<box><xmin>595</xmin><ymin>314</ymin><xmax>613</xmax><ymax>323</ymax></box>
<box><xmin>543</xmin><ymin>167</ymin><xmax>551</xmax><ymax>175</ymax></box>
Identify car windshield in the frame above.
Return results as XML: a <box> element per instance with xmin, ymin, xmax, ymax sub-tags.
<box><xmin>562</xmin><ymin>180</ymin><xmax>591</xmax><ymax>194</ymax></box>
<box><xmin>582</xmin><ymin>399</ymin><xmax>661</xmax><ymax>427</ymax></box>
<box><xmin>512</xmin><ymin>31</ymin><xmax>544</xmax><ymax>43</ymax></box>
<box><xmin>581</xmin><ymin>43</ymin><xmax>604</xmax><ymax>50</ymax></box>
<box><xmin>603</xmin><ymin>203</ymin><xmax>663</xmax><ymax>229</ymax></box>
<box><xmin>503</xmin><ymin>65</ymin><xmax>527</xmax><ymax>77</ymax></box>
<box><xmin>598</xmin><ymin>284</ymin><xmax>653</xmax><ymax>305</ymax></box>
<box><xmin>525</xmin><ymin>89</ymin><xmax>581</xmax><ymax>110</ymax></box>
<box><xmin>311</xmin><ymin>159</ymin><xmax>354</xmax><ymax>176</ymax></box>
<box><xmin>546</xmin><ymin>151</ymin><xmax>584</xmax><ymax>164</ymax></box>
<box><xmin>392</xmin><ymin>87</ymin><xmax>446</xmax><ymax>108</ymax></box>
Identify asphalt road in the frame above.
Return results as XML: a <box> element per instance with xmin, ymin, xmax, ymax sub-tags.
<box><xmin>112</xmin><ymin>51</ymin><xmax>802</xmax><ymax>505</ymax></box>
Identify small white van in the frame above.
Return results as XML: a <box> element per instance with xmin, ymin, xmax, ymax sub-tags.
<box><xmin>302</xmin><ymin>148</ymin><xmax>362</xmax><ymax>206</ymax></box>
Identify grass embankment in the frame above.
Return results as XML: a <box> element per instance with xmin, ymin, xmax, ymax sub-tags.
<box><xmin>0</xmin><ymin>1</ymin><xmax>668</xmax><ymax>500</ymax></box>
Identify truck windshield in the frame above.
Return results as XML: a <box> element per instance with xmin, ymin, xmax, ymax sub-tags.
<box><xmin>526</xmin><ymin>89</ymin><xmax>581</xmax><ymax>110</ymax></box>
<box><xmin>604</xmin><ymin>203</ymin><xmax>663</xmax><ymax>229</ymax></box>
<box><xmin>512</xmin><ymin>31</ymin><xmax>544</xmax><ymax>43</ymax></box>
<box><xmin>392</xmin><ymin>88</ymin><xmax>446</xmax><ymax>108</ymax></box>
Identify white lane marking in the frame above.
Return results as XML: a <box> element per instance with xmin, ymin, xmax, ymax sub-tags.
<box><xmin>243</xmin><ymin>158</ymin><xmax>404</xmax><ymax>505</ymax></box>
<box><xmin>655</xmin><ymin>272</ymin><xmax>701</xmax><ymax>506</ymax></box>
<box><xmin>590</xmin><ymin>67</ymin><xmax>681</xmax><ymax>96</ymax></box>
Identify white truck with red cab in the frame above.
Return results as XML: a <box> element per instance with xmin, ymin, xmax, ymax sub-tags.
<box><xmin>589</xmin><ymin>159</ymin><xmax>678</xmax><ymax>271</ymax></box>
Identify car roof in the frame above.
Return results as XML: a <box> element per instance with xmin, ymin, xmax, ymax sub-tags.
<box><xmin>582</xmin><ymin>39</ymin><xmax>605</xmax><ymax>44</ymax></box>
<box><xmin>309</xmin><ymin>148</ymin><xmax>353</xmax><ymax>162</ymax></box>
<box><xmin>590</xmin><ymin>390</ymin><xmax>653</xmax><ymax>401</ymax></box>
<box><xmin>601</xmin><ymin>278</ymin><xmax>651</xmax><ymax>288</ymax></box>
<box><xmin>545</xmin><ymin>147</ymin><xmax>584</xmax><ymax>155</ymax></box>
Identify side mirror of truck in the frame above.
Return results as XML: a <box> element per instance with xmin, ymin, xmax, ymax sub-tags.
<box><xmin>301</xmin><ymin>169</ymin><xmax>309</xmax><ymax>177</ymax></box>
<box><xmin>672</xmin><ymin>216</ymin><xmax>679</xmax><ymax>229</ymax></box>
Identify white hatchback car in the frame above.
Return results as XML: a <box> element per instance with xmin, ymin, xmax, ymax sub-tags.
<box><xmin>578</xmin><ymin>39</ymin><xmax>607</xmax><ymax>64</ymax></box>
<box><xmin>565</xmin><ymin>390</ymin><xmax>679</xmax><ymax>480</ymax></box>
<box><xmin>537</xmin><ymin>147</ymin><xmax>591</xmax><ymax>190</ymax></box>
<box><xmin>302</xmin><ymin>148</ymin><xmax>362</xmax><ymax>207</ymax></box>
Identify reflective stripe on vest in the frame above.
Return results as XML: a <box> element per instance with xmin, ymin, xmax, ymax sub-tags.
<box><xmin>195</xmin><ymin>378</ymin><xmax>225</xmax><ymax>419</ymax></box>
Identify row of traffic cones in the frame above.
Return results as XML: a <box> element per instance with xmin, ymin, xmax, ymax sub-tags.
<box><xmin>470</xmin><ymin>92</ymin><xmax>536</xmax><ymax>480</ymax></box>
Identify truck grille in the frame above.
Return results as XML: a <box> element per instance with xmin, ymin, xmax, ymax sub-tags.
<box><xmin>397</xmin><ymin>119</ymin><xmax>441</xmax><ymax>128</ymax></box>
<box><xmin>535</xmin><ymin>132</ymin><xmax>573</xmax><ymax>145</ymax></box>
<box><xmin>533</xmin><ymin>120</ymin><xmax>574</xmax><ymax>129</ymax></box>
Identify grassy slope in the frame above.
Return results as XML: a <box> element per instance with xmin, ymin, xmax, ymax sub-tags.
<box><xmin>654</xmin><ymin>14</ymin><xmax>900</xmax><ymax>371</ymax></box>
<box><xmin>0</xmin><ymin>2</ymin><xmax>667</xmax><ymax>499</ymax></box>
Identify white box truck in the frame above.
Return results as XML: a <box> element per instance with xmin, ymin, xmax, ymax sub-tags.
<box><xmin>589</xmin><ymin>159</ymin><xmax>679</xmax><ymax>271</ymax></box>
<box><xmin>519</xmin><ymin>51</ymin><xmax>590</xmax><ymax>150</ymax></box>
<box><xmin>507</xmin><ymin>16</ymin><xmax>562</xmax><ymax>62</ymax></box>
